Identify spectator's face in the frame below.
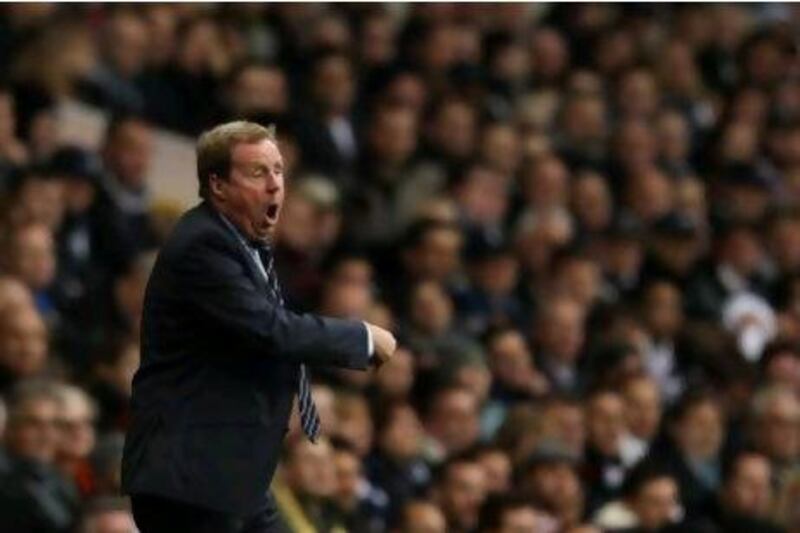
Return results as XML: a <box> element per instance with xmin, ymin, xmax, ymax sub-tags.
<box><xmin>457</xmin><ymin>166</ymin><xmax>509</xmax><ymax>226</ymax></box>
<box><xmin>756</xmin><ymin>392</ymin><xmax>800</xmax><ymax>462</ymax></box>
<box><xmin>623</xmin><ymin>377</ymin><xmax>662</xmax><ymax>441</ymax></box>
<box><xmin>439</xmin><ymin>462</ymin><xmax>486</xmax><ymax>531</ymax></box>
<box><xmin>374</xmin><ymin>346</ymin><xmax>414</xmax><ymax>399</ymax></box>
<box><xmin>768</xmin><ymin>217</ymin><xmax>800</xmax><ymax>272</ymax></box>
<box><xmin>7</xmin><ymin>398</ymin><xmax>60</xmax><ymax>463</ymax></box>
<box><xmin>586</xmin><ymin>392</ymin><xmax>625</xmax><ymax>457</ymax></box>
<box><xmin>7</xmin><ymin>224</ymin><xmax>56</xmax><ymax>291</ymax></box>
<box><xmin>0</xmin><ymin>306</ymin><xmax>48</xmax><ymax>377</ymax></box>
<box><xmin>616</xmin><ymin>122</ymin><xmax>658</xmax><ymax>175</ymax></box>
<box><xmin>626</xmin><ymin>169</ymin><xmax>674</xmax><ymax>223</ymax></box>
<box><xmin>286</xmin><ymin>439</ymin><xmax>336</xmax><ymax>497</ymax></box>
<box><xmin>489</xmin><ymin>330</ymin><xmax>541</xmax><ymax>394</ymax></box>
<box><xmin>104</xmin><ymin>120</ymin><xmax>152</xmax><ymax>191</ymax></box>
<box><xmin>313</xmin><ymin>56</ymin><xmax>355</xmax><ymax>115</ymax></box>
<box><xmin>334</xmin><ymin>397</ymin><xmax>373</xmax><ymax>457</ymax></box>
<box><xmin>629</xmin><ymin>477</ymin><xmax>679</xmax><ymax>532</ymax></box>
<box><xmin>401</xmin><ymin>502</ymin><xmax>447</xmax><ymax>533</ymax></box>
<box><xmin>369</xmin><ymin>107</ymin><xmax>418</xmax><ymax>165</ymax></box>
<box><xmin>720</xmin><ymin>229</ymin><xmax>763</xmax><ymax>276</ymax></box>
<box><xmin>541</xmin><ymin>404</ymin><xmax>586</xmax><ymax>457</ymax></box>
<box><xmin>561</xmin><ymin>95</ymin><xmax>607</xmax><ymax>143</ymax></box>
<box><xmin>723</xmin><ymin>454</ymin><xmax>773</xmax><ymax>517</ymax></box>
<box><xmin>360</xmin><ymin>13</ymin><xmax>396</xmax><ymax>66</ymax></box>
<box><xmin>429</xmin><ymin>101</ymin><xmax>476</xmax><ymax>160</ymax></box>
<box><xmin>523</xmin><ymin>463</ymin><xmax>583</xmax><ymax>524</ymax></box>
<box><xmin>643</xmin><ymin>282</ymin><xmax>683</xmax><ymax>339</ymax></box>
<box><xmin>531</xmin><ymin>28</ymin><xmax>569</xmax><ymax>82</ymax></box>
<box><xmin>12</xmin><ymin>177</ymin><xmax>66</xmax><ymax>231</ymax></box>
<box><xmin>481</xmin><ymin>123</ymin><xmax>521</xmax><ymax>176</ymax></box>
<box><xmin>499</xmin><ymin>507</ymin><xmax>558</xmax><ymax>533</ymax></box>
<box><xmin>602</xmin><ymin>237</ymin><xmax>643</xmax><ymax>280</ymax></box>
<box><xmin>106</xmin><ymin>12</ymin><xmax>149</xmax><ymax>77</ymax></box>
<box><xmin>380</xmin><ymin>404</ymin><xmax>423</xmax><ymax>459</ymax></box>
<box><xmin>522</xmin><ymin>156</ymin><xmax>569</xmax><ymax>210</ymax></box>
<box><xmin>553</xmin><ymin>259</ymin><xmax>601</xmax><ymax>309</ymax></box>
<box><xmin>57</xmin><ymin>392</ymin><xmax>96</xmax><ymax>461</ymax></box>
<box><xmin>571</xmin><ymin>173</ymin><xmax>612</xmax><ymax>233</ymax></box>
<box><xmin>410</xmin><ymin>281</ymin><xmax>453</xmax><ymax>334</ymax></box>
<box><xmin>212</xmin><ymin>139</ymin><xmax>284</xmax><ymax>243</ymax></box>
<box><xmin>0</xmin><ymin>277</ymin><xmax>33</xmax><ymax>316</ymax></box>
<box><xmin>618</xmin><ymin>70</ymin><xmax>659</xmax><ymax>119</ymax></box>
<box><xmin>674</xmin><ymin>178</ymin><xmax>706</xmax><ymax>223</ymax></box>
<box><xmin>477</xmin><ymin>450</ymin><xmax>511</xmax><ymax>494</ymax></box>
<box><xmin>427</xmin><ymin>389</ymin><xmax>480</xmax><ymax>454</ymax></box>
<box><xmin>409</xmin><ymin>229</ymin><xmax>462</xmax><ymax>282</ymax></box>
<box><xmin>537</xmin><ymin>298</ymin><xmax>585</xmax><ymax>364</ymax></box>
<box><xmin>83</xmin><ymin>509</ymin><xmax>137</xmax><ymax>533</ymax></box>
<box><xmin>764</xmin><ymin>351</ymin><xmax>800</xmax><ymax>394</ymax></box>
<box><xmin>657</xmin><ymin>110</ymin><xmax>690</xmax><ymax>164</ymax></box>
<box><xmin>725</xmin><ymin>183</ymin><xmax>770</xmax><ymax>225</ymax></box>
<box><xmin>333</xmin><ymin>450</ymin><xmax>362</xmax><ymax>509</ymax></box>
<box><xmin>674</xmin><ymin>401</ymin><xmax>724</xmax><ymax>461</ymax></box>
<box><xmin>231</xmin><ymin>67</ymin><xmax>288</xmax><ymax>116</ymax></box>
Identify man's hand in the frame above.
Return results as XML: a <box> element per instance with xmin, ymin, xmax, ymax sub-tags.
<box><xmin>366</xmin><ymin>323</ymin><xmax>396</xmax><ymax>368</ymax></box>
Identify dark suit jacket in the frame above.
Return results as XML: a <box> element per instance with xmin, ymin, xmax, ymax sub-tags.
<box><xmin>121</xmin><ymin>201</ymin><xmax>369</xmax><ymax>514</ymax></box>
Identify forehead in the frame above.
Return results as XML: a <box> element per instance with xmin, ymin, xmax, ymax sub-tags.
<box><xmin>231</xmin><ymin>139</ymin><xmax>282</xmax><ymax>164</ymax></box>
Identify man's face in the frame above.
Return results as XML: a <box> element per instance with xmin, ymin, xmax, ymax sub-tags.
<box><xmin>440</xmin><ymin>463</ymin><xmax>486</xmax><ymax>531</ymax></box>
<box><xmin>214</xmin><ymin>139</ymin><xmax>285</xmax><ymax>243</ymax></box>
<box><xmin>7</xmin><ymin>398</ymin><xmax>61</xmax><ymax>463</ymax></box>
<box><xmin>630</xmin><ymin>478</ymin><xmax>679</xmax><ymax>531</ymax></box>
<box><xmin>724</xmin><ymin>454</ymin><xmax>773</xmax><ymax>517</ymax></box>
<box><xmin>104</xmin><ymin>120</ymin><xmax>152</xmax><ymax>190</ymax></box>
<box><xmin>402</xmin><ymin>502</ymin><xmax>447</xmax><ymax>533</ymax></box>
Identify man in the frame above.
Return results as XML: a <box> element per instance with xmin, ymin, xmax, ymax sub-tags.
<box><xmin>121</xmin><ymin>121</ymin><xmax>396</xmax><ymax>532</ymax></box>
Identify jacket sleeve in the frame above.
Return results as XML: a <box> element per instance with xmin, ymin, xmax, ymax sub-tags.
<box><xmin>171</xmin><ymin>231</ymin><xmax>369</xmax><ymax>370</ymax></box>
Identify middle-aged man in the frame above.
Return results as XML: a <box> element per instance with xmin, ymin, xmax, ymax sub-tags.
<box><xmin>121</xmin><ymin>121</ymin><xmax>396</xmax><ymax>533</ymax></box>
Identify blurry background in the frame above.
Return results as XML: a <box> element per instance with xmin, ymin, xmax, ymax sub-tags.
<box><xmin>0</xmin><ymin>3</ymin><xmax>799</xmax><ymax>532</ymax></box>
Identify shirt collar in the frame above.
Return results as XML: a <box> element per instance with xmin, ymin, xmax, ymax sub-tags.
<box><xmin>216</xmin><ymin>211</ymin><xmax>271</xmax><ymax>252</ymax></box>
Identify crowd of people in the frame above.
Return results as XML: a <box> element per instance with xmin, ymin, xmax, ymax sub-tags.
<box><xmin>0</xmin><ymin>3</ymin><xmax>799</xmax><ymax>532</ymax></box>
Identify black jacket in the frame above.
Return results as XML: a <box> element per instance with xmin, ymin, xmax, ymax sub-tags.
<box><xmin>121</xmin><ymin>202</ymin><xmax>370</xmax><ymax>514</ymax></box>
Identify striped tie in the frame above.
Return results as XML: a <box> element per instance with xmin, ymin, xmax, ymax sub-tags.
<box><xmin>261</xmin><ymin>247</ymin><xmax>321</xmax><ymax>443</ymax></box>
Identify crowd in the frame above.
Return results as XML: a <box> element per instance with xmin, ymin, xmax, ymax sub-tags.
<box><xmin>0</xmin><ymin>3</ymin><xmax>799</xmax><ymax>532</ymax></box>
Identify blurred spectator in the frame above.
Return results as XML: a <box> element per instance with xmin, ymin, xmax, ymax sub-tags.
<box><xmin>0</xmin><ymin>379</ymin><xmax>80</xmax><ymax>533</ymax></box>
<box><xmin>431</xmin><ymin>453</ymin><xmax>487</xmax><ymax>533</ymax></box>
<box><xmin>79</xmin><ymin>496</ymin><xmax>136</xmax><ymax>533</ymax></box>
<box><xmin>394</xmin><ymin>499</ymin><xmax>446</xmax><ymax>533</ymax></box>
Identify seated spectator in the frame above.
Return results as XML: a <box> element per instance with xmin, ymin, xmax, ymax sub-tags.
<box><xmin>478</xmin><ymin>494</ymin><xmax>558</xmax><ymax>533</ymax></box>
<box><xmin>620</xmin><ymin>374</ymin><xmax>663</xmax><ymax>467</ymax></box>
<box><xmin>594</xmin><ymin>461</ymin><xmax>681</xmax><ymax>532</ymax></box>
<box><xmin>516</xmin><ymin>442</ymin><xmax>585</xmax><ymax>530</ymax></box>
<box><xmin>53</xmin><ymin>384</ymin><xmax>98</xmax><ymax>497</ymax></box>
<box><xmin>748</xmin><ymin>385</ymin><xmax>800</xmax><ymax>481</ymax></box>
<box><xmin>583</xmin><ymin>388</ymin><xmax>628</xmax><ymax>514</ymax></box>
<box><xmin>0</xmin><ymin>303</ymin><xmax>49</xmax><ymax>392</ymax></box>
<box><xmin>367</xmin><ymin>401</ymin><xmax>430</xmax><ymax>522</ymax></box>
<box><xmin>0</xmin><ymin>379</ymin><xmax>80</xmax><ymax>533</ymax></box>
<box><xmin>394</xmin><ymin>499</ymin><xmax>446</xmax><ymax>533</ymax></box>
<box><xmin>422</xmin><ymin>386</ymin><xmax>481</xmax><ymax>463</ymax></box>
<box><xmin>332</xmin><ymin>440</ymin><xmax>388</xmax><ymax>533</ymax></box>
<box><xmin>431</xmin><ymin>452</ymin><xmax>487</xmax><ymax>533</ymax></box>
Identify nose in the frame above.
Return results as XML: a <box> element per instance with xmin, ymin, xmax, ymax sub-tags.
<box><xmin>264</xmin><ymin>169</ymin><xmax>282</xmax><ymax>194</ymax></box>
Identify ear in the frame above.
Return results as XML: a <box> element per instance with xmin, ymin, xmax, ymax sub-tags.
<box><xmin>209</xmin><ymin>173</ymin><xmax>225</xmax><ymax>201</ymax></box>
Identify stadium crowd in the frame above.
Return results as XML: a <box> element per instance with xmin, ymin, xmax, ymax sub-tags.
<box><xmin>0</xmin><ymin>3</ymin><xmax>799</xmax><ymax>532</ymax></box>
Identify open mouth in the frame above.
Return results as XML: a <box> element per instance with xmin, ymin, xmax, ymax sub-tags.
<box><xmin>265</xmin><ymin>203</ymin><xmax>279</xmax><ymax>223</ymax></box>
